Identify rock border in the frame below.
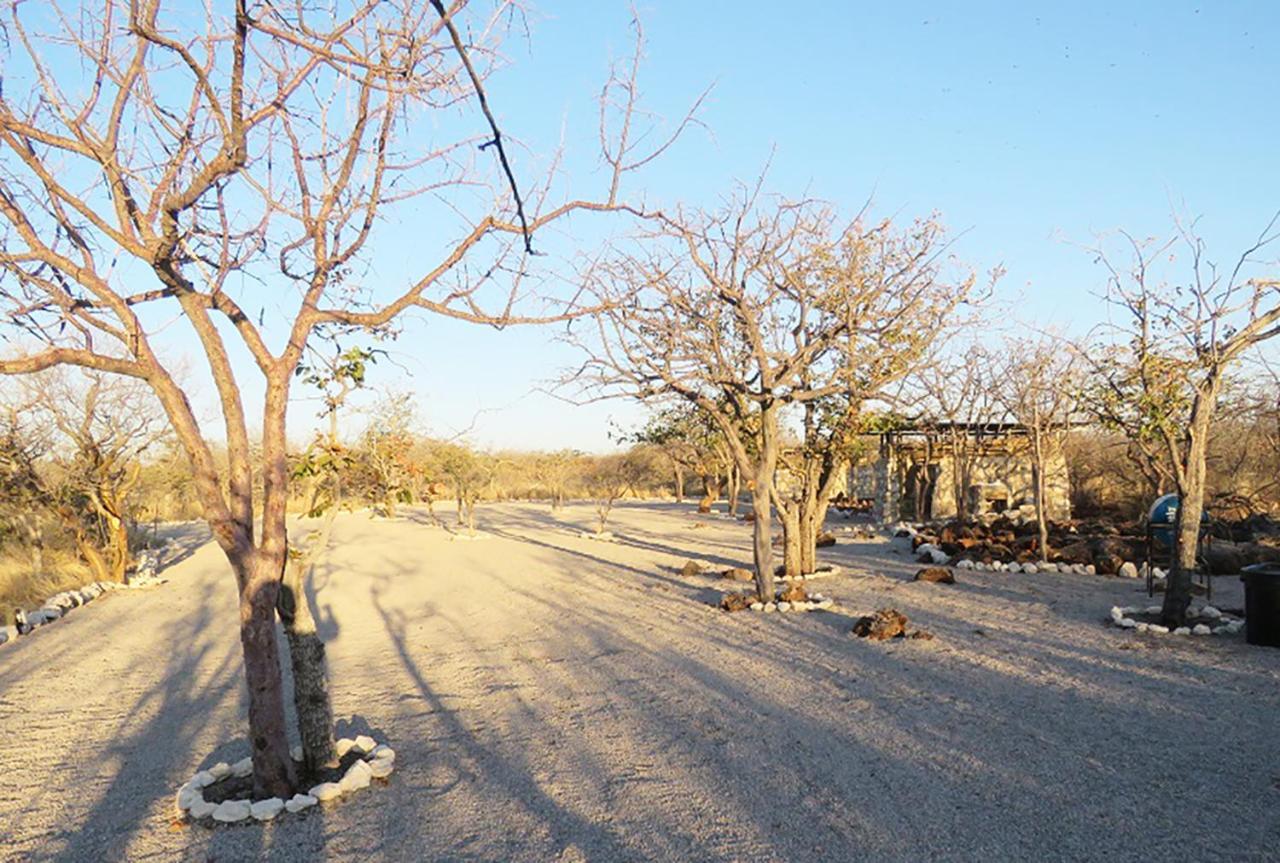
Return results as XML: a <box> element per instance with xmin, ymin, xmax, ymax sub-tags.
<box><xmin>748</xmin><ymin>594</ymin><xmax>835</xmax><ymax>613</ymax></box>
<box><xmin>1</xmin><ymin>572</ymin><xmax>168</xmax><ymax>648</ymax></box>
<box><xmin>176</xmin><ymin>736</ymin><xmax>396</xmax><ymax>825</ymax></box>
<box><xmin>1108</xmin><ymin>604</ymin><xmax>1244</xmax><ymax>637</ymax></box>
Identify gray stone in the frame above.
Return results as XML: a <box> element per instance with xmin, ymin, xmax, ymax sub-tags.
<box><xmin>250</xmin><ymin>797</ymin><xmax>285</xmax><ymax>821</ymax></box>
<box><xmin>285</xmin><ymin>794</ymin><xmax>317</xmax><ymax>813</ymax></box>
<box><xmin>211</xmin><ymin>799</ymin><xmax>252</xmax><ymax>822</ymax></box>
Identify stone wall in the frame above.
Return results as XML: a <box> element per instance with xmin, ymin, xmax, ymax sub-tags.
<box><xmin>848</xmin><ymin>433</ymin><xmax>1071</xmax><ymax>522</ymax></box>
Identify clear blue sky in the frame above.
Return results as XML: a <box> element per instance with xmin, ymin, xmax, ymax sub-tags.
<box><xmin>278</xmin><ymin>1</ymin><xmax>1279</xmax><ymax>452</ymax></box>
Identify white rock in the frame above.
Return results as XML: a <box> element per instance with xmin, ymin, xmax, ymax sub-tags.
<box><xmin>1118</xmin><ymin>618</ymin><xmax>1137</xmax><ymax>629</ymax></box>
<box><xmin>957</xmin><ymin>559</ymin><xmax>974</xmax><ymax>570</ymax></box>
<box><xmin>208</xmin><ymin>761</ymin><xmax>231</xmax><ymax>781</ymax></box>
<box><xmin>817</xmin><ymin>600</ymin><xmax>834</xmax><ymax>610</ymax></box>
<box><xmin>339</xmin><ymin>758</ymin><xmax>373</xmax><ymax>793</ymax></box>
<box><xmin>285</xmin><ymin>794</ymin><xmax>318</xmax><ymax>813</ymax></box>
<box><xmin>1085</xmin><ymin>565</ymin><xmax>1097</xmax><ymax>575</ymax></box>
<box><xmin>250</xmin><ymin>797</ymin><xmax>285</xmax><ymax>821</ymax></box>
<box><xmin>764</xmin><ymin>603</ymin><xmax>776</xmax><ymax>613</ymax></box>
<box><xmin>1135</xmin><ymin>623</ymin><xmax>1150</xmax><ymax>633</ymax></box>
<box><xmin>353</xmin><ymin>734</ymin><xmax>377</xmax><ymax>754</ymax></box>
<box><xmin>370</xmin><ymin>745</ymin><xmax>396</xmax><ymax>763</ymax></box>
<box><xmin>1110</xmin><ymin>607</ymin><xmax>1125</xmax><ymax>622</ymax></box>
<box><xmin>1148</xmin><ymin>624</ymin><xmax>1169</xmax><ymax>634</ymax></box>
<box><xmin>232</xmin><ymin>757</ymin><xmax>253</xmax><ymax>778</ymax></box>
<box><xmin>1191</xmin><ymin>624</ymin><xmax>1211</xmax><ymax>636</ymax></box>
<box><xmin>1146</xmin><ymin>605</ymin><xmax>1162</xmax><ymax>615</ymax></box>
<box><xmin>1153</xmin><ymin>567</ymin><xmax>1166</xmax><ymax>579</ymax></box>
<box><xmin>1173</xmin><ymin>627</ymin><xmax>1191</xmax><ymax>636</ymax></box>
<box><xmin>749</xmin><ymin>602</ymin><xmax>764</xmax><ymax>612</ymax></box>
<box><xmin>39</xmin><ymin>606</ymin><xmax>62</xmax><ymax>621</ymax></box>
<box><xmin>1212</xmin><ymin>626</ymin><xmax>1229</xmax><ymax>635</ymax></box>
<box><xmin>189</xmin><ymin>799</ymin><xmax>217</xmax><ymax>819</ymax></box>
<box><xmin>1117</xmin><ymin>562</ymin><xmax>1139</xmax><ymax>579</ymax></box>
<box><xmin>1200</xmin><ymin>606</ymin><xmax>1221</xmax><ymax>620</ymax></box>
<box><xmin>368</xmin><ymin>757</ymin><xmax>395</xmax><ymax>779</ymax></box>
<box><xmin>1025</xmin><ymin>563</ymin><xmax>1041</xmax><ymax>574</ymax></box>
<box><xmin>334</xmin><ymin>737</ymin><xmax>357</xmax><ymax>758</ymax></box>
<box><xmin>310</xmin><ymin>782</ymin><xmax>343</xmax><ymax>802</ymax></box>
<box><xmin>930</xmin><ymin>549</ymin><xmax>949</xmax><ymax>565</ymax></box>
<box><xmin>1227</xmin><ymin>621</ymin><xmax>1244</xmax><ymax>633</ymax></box>
<box><xmin>211</xmin><ymin>799</ymin><xmax>252</xmax><ymax>822</ymax></box>
<box><xmin>175</xmin><ymin>783</ymin><xmax>201</xmax><ymax>813</ymax></box>
<box><xmin>777</xmin><ymin>602</ymin><xmax>791</xmax><ymax>612</ymax></box>
<box><xmin>191</xmin><ymin>770</ymin><xmax>215</xmax><ymax>788</ymax></box>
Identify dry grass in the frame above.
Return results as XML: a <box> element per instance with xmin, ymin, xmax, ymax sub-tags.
<box><xmin>0</xmin><ymin>551</ymin><xmax>92</xmax><ymax>616</ymax></box>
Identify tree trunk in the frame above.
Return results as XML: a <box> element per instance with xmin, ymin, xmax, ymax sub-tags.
<box><xmin>673</xmin><ymin>466</ymin><xmax>684</xmax><ymax>502</ymax></box>
<box><xmin>237</xmin><ymin>551</ymin><xmax>297</xmax><ymax>798</ymax></box>
<box><xmin>699</xmin><ymin>475</ymin><xmax>720</xmax><ymax>513</ymax></box>
<box><xmin>750</xmin><ymin>487</ymin><xmax>775</xmax><ymax>602</ymax></box>
<box><xmin>780</xmin><ymin>500</ymin><xmax>802</xmax><ymax>578</ymax></box>
<box><xmin>1031</xmin><ymin>432</ymin><xmax>1049</xmax><ymax>563</ymax></box>
<box><xmin>105</xmin><ymin>511</ymin><xmax>130</xmax><ymax>582</ymax></box>
<box><xmin>1162</xmin><ymin>388</ymin><xmax>1218</xmax><ymax>627</ymax></box>
<box><xmin>278</xmin><ymin>515</ymin><xmax>337</xmax><ymax>777</ymax></box>
<box><xmin>76</xmin><ymin>533</ymin><xmax>112</xmax><ymax>583</ymax></box>
<box><xmin>21</xmin><ymin>517</ymin><xmax>44</xmax><ymax>573</ymax></box>
<box><xmin>727</xmin><ymin>464</ymin><xmax>740</xmax><ymax>516</ymax></box>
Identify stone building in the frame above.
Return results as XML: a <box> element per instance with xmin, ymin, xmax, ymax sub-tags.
<box><xmin>848</xmin><ymin>423</ymin><xmax>1070</xmax><ymax>523</ymax></box>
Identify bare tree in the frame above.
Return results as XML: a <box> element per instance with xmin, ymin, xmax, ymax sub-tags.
<box><xmin>995</xmin><ymin>337</ymin><xmax>1079</xmax><ymax>562</ymax></box>
<box><xmin>1</xmin><ymin>370</ymin><xmax>167</xmax><ymax>581</ymax></box>
<box><xmin>0</xmin><ymin>1</ymin><xmax>693</xmax><ymax>795</ymax></box>
<box><xmin>576</xmin><ymin>187</ymin><xmax>981</xmax><ymax>599</ymax></box>
<box><xmin>587</xmin><ymin>450</ymin><xmax>648</xmax><ymax>534</ymax></box>
<box><xmin>909</xmin><ymin>344</ymin><xmax>1002</xmax><ymax>521</ymax></box>
<box><xmin>532</xmin><ymin>449</ymin><xmax>582</xmax><ymax>510</ymax></box>
<box><xmin>1089</xmin><ymin>217</ymin><xmax>1280</xmax><ymax>626</ymax></box>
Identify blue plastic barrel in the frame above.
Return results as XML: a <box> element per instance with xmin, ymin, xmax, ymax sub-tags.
<box><xmin>1146</xmin><ymin>494</ymin><xmax>1208</xmax><ymax>549</ymax></box>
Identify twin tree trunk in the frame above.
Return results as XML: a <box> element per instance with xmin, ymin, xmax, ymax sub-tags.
<box><xmin>778</xmin><ymin>457</ymin><xmax>842</xmax><ymax>578</ymax></box>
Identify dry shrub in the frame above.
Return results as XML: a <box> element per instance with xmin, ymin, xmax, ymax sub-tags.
<box><xmin>0</xmin><ymin>551</ymin><xmax>92</xmax><ymax>615</ymax></box>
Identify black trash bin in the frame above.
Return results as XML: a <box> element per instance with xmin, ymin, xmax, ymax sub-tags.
<box><xmin>1240</xmin><ymin>564</ymin><xmax>1280</xmax><ymax>648</ymax></box>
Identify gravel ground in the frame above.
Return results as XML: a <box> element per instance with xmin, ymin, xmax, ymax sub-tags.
<box><xmin>1</xmin><ymin>501</ymin><xmax>1278</xmax><ymax>862</ymax></box>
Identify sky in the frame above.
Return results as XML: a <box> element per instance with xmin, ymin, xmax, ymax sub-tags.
<box><xmin>221</xmin><ymin>2</ymin><xmax>1280</xmax><ymax>452</ymax></box>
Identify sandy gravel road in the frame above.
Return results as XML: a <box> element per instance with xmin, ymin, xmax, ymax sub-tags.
<box><xmin>1</xmin><ymin>501</ymin><xmax>1277</xmax><ymax>862</ymax></box>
